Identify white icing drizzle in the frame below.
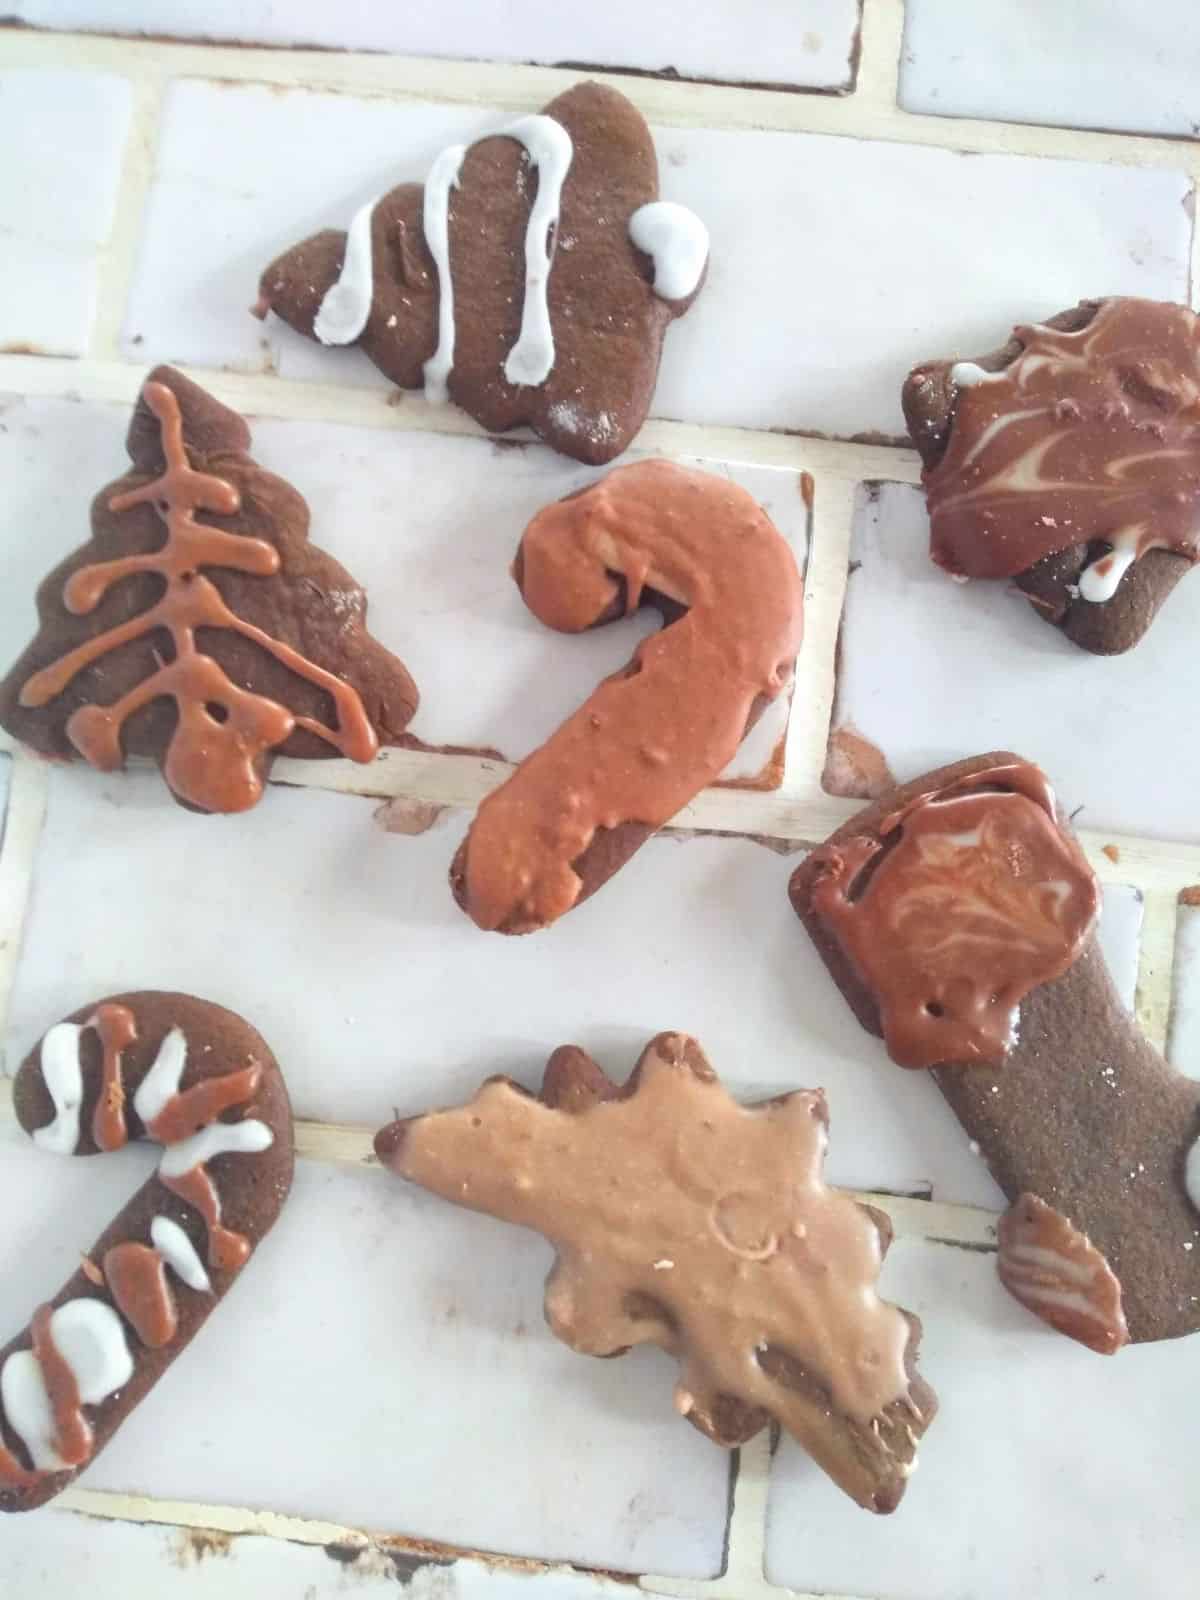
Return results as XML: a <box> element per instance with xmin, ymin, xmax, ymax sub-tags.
<box><xmin>313</xmin><ymin>197</ymin><xmax>377</xmax><ymax>346</ymax></box>
<box><xmin>312</xmin><ymin>113</ymin><xmax>574</xmax><ymax>403</ymax></box>
<box><xmin>0</xmin><ymin>1302</ymin><xmax>133</xmax><ymax>1472</ymax></box>
<box><xmin>32</xmin><ymin>1023</ymin><xmax>86</xmax><ymax>1155</ymax></box>
<box><xmin>420</xmin><ymin>142</ymin><xmax>468</xmax><ymax>404</ymax></box>
<box><xmin>1185</xmin><ymin>1135</ymin><xmax>1200</xmax><ymax>1216</ymax></box>
<box><xmin>131</xmin><ymin>1027</ymin><xmax>187</xmax><ymax>1126</ymax></box>
<box><xmin>949</xmin><ymin>361</ymin><xmax>1004</xmax><ymax>387</ymax></box>
<box><xmin>150</xmin><ymin>1216</ymin><xmax>213</xmax><ymax>1294</ymax></box>
<box><xmin>158</xmin><ymin>1118</ymin><xmax>274</xmax><ymax>1180</ymax></box>
<box><xmin>1078</xmin><ymin>535</ymin><xmax>1140</xmax><ymax>602</ymax></box>
<box><xmin>49</xmin><ymin>1301</ymin><xmax>133</xmax><ymax>1403</ymax></box>
<box><xmin>499</xmin><ymin>115</ymin><xmax>573</xmax><ymax>387</ymax></box>
<box><xmin>628</xmin><ymin>201</ymin><xmax>709</xmax><ymax>301</ymax></box>
<box><xmin>1</xmin><ymin>1352</ymin><xmax>64</xmax><ymax>1471</ymax></box>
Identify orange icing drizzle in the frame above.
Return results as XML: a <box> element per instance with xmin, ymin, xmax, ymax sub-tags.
<box><xmin>161</xmin><ymin>1168</ymin><xmax>251</xmax><ymax>1271</ymax></box>
<box><xmin>811</xmin><ymin>762</ymin><xmax>1098</xmax><ymax>1070</ymax></box>
<box><xmin>102</xmin><ymin>1244</ymin><xmax>178</xmax><ymax>1349</ymax></box>
<box><xmin>18</xmin><ymin>380</ymin><xmax>378</xmax><ymax>812</ymax></box>
<box><xmin>87</xmin><ymin>1003</ymin><xmax>139</xmax><ymax>1153</ymax></box>
<box><xmin>462</xmin><ymin>461</ymin><xmax>804</xmax><ymax>931</ymax></box>
<box><xmin>30</xmin><ymin>1305</ymin><xmax>92</xmax><ymax>1469</ymax></box>
<box><xmin>146</xmin><ymin>1063</ymin><xmax>261</xmax><ymax>1145</ymax></box>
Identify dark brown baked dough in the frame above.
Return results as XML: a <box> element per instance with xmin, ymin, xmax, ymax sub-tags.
<box><xmin>1</xmin><ymin>992</ymin><xmax>293</xmax><ymax>1512</ymax></box>
<box><xmin>0</xmin><ymin>367</ymin><xmax>418</xmax><ymax>811</ymax></box>
<box><xmin>790</xmin><ymin>753</ymin><xmax>1200</xmax><ymax>1344</ymax></box>
<box><xmin>256</xmin><ymin>82</ymin><xmax>706</xmax><ymax>465</ymax></box>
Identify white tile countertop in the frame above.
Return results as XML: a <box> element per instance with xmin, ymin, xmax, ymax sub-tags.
<box><xmin>3</xmin><ymin>5</ymin><xmax>1200</xmax><ymax>1598</ymax></box>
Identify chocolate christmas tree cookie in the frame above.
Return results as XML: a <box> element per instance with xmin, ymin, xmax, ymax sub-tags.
<box><xmin>0</xmin><ymin>368</ymin><xmax>418</xmax><ymax>811</ymax></box>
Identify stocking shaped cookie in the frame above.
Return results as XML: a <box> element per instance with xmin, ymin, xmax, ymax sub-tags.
<box><xmin>903</xmin><ymin>298</ymin><xmax>1200</xmax><ymax>654</ymax></box>
<box><xmin>376</xmin><ymin>1032</ymin><xmax>936</xmax><ymax>1513</ymax></box>
<box><xmin>1</xmin><ymin>992</ymin><xmax>293</xmax><ymax>1511</ymax></box>
<box><xmin>450</xmin><ymin>459</ymin><xmax>804</xmax><ymax>933</ymax></box>
<box><xmin>790</xmin><ymin>753</ymin><xmax>1200</xmax><ymax>1351</ymax></box>
<box><xmin>256</xmin><ymin>82</ymin><xmax>708</xmax><ymax>465</ymax></box>
<box><xmin>0</xmin><ymin>367</ymin><xmax>418</xmax><ymax>812</ymax></box>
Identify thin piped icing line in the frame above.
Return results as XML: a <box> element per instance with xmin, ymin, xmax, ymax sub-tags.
<box><xmin>312</xmin><ymin>114</ymin><xmax>574</xmax><ymax>403</ymax></box>
<box><xmin>1</xmin><ymin>1302</ymin><xmax>133</xmax><ymax>1475</ymax></box>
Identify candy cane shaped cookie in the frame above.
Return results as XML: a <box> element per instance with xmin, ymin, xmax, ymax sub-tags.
<box><xmin>1</xmin><ymin>992</ymin><xmax>293</xmax><ymax>1511</ymax></box>
<box><xmin>450</xmin><ymin>460</ymin><xmax>804</xmax><ymax>934</ymax></box>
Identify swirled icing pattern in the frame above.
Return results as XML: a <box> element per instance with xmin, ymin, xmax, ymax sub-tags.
<box><xmin>925</xmin><ymin>298</ymin><xmax>1200</xmax><ymax>601</ymax></box>
<box><xmin>810</xmin><ymin>761</ymin><xmax>1099</xmax><ymax>1069</ymax></box>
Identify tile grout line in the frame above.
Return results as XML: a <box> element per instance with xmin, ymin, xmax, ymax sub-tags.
<box><xmin>0</xmin><ymin>352</ymin><xmax>922</xmax><ymax>484</ymax></box>
<box><xmin>777</xmin><ymin>476</ymin><xmax>857</xmax><ymax>803</ymax></box>
<box><xmin>88</xmin><ymin>69</ymin><xmax>166</xmax><ymax>360</ymax></box>
<box><xmin>1134</xmin><ymin>887</ymin><xmax>1179</xmax><ymax>1053</ymax></box>
<box><xmin>0</xmin><ymin>749</ymin><xmax>49</xmax><ymax>1056</ymax></box>
<box><xmin>852</xmin><ymin>0</ymin><xmax>905</xmax><ymax>114</ymax></box>
<box><xmin>5</xmin><ymin>22</ymin><xmax>1200</xmax><ymax>173</ymax></box>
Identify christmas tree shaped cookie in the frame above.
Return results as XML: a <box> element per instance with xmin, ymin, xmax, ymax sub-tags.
<box><xmin>256</xmin><ymin>82</ymin><xmax>708</xmax><ymax>465</ymax></box>
<box><xmin>0</xmin><ymin>368</ymin><xmax>418</xmax><ymax>812</ymax></box>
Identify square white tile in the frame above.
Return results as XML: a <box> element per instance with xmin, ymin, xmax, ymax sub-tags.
<box><xmin>122</xmin><ymin>81</ymin><xmax>1191</xmax><ymax>439</ymax></box>
<box><xmin>10</xmin><ymin>0</ymin><xmax>863</xmax><ymax>92</ymax></box>
<box><xmin>766</xmin><ymin>1237</ymin><xmax>1200</xmax><ymax>1599</ymax></box>
<box><xmin>0</xmin><ymin>393</ymin><xmax>806</xmax><ymax>782</ymax></box>
<box><xmin>827</xmin><ymin>482</ymin><xmax>1200</xmax><ymax>842</ymax></box>
<box><xmin>902</xmin><ymin>0</ymin><xmax>1200</xmax><ymax>139</ymax></box>
<box><xmin>0</xmin><ymin>69</ymin><xmax>133</xmax><ymax>357</ymax></box>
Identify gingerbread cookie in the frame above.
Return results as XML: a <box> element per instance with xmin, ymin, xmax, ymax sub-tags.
<box><xmin>789</xmin><ymin>753</ymin><xmax>1200</xmax><ymax>1350</ymax></box>
<box><xmin>255</xmin><ymin>82</ymin><xmax>708</xmax><ymax>465</ymax></box>
<box><xmin>0</xmin><ymin>368</ymin><xmax>418</xmax><ymax>812</ymax></box>
<box><xmin>1</xmin><ymin>991</ymin><xmax>293</xmax><ymax>1511</ymax></box>
<box><xmin>375</xmin><ymin>1032</ymin><xmax>936</xmax><ymax>1512</ymax></box>
<box><xmin>902</xmin><ymin>298</ymin><xmax>1200</xmax><ymax>654</ymax></box>
<box><xmin>450</xmin><ymin>459</ymin><xmax>804</xmax><ymax>933</ymax></box>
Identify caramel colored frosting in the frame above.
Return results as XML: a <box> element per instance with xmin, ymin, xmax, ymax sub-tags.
<box><xmin>926</xmin><ymin>298</ymin><xmax>1200</xmax><ymax>599</ymax></box>
<box><xmin>460</xmin><ymin>460</ymin><xmax>804</xmax><ymax>931</ymax></box>
<box><xmin>811</xmin><ymin>761</ymin><xmax>1098</xmax><ymax>1069</ymax></box>
<box><xmin>377</xmin><ymin>1034</ymin><xmax>919</xmax><ymax>1437</ymax></box>
<box><xmin>19</xmin><ymin>380</ymin><xmax>377</xmax><ymax>813</ymax></box>
<box><xmin>997</xmin><ymin>1193</ymin><xmax>1128</xmax><ymax>1356</ymax></box>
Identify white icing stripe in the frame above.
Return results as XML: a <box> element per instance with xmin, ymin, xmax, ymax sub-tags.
<box><xmin>49</xmin><ymin>1301</ymin><xmax>133</xmax><ymax>1404</ymax></box>
<box><xmin>313</xmin><ymin>197</ymin><xmax>377</xmax><ymax>346</ymax></box>
<box><xmin>1</xmin><ymin>1352</ymin><xmax>65</xmax><ymax>1471</ymax></box>
<box><xmin>1185</xmin><ymin>1135</ymin><xmax>1200</xmax><ymax>1215</ymax></box>
<box><xmin>1078</xmin><ymin>537</ymin><xmax>1139</xmax><ymax>603</ymax></box>
<box><xmin>151</xmin><ymin>1216</ymin><xmax>213</xmax><ymax>1294</ymax></box>
<box><xmin>0</xmin><ymin>1302</ymin><xmax>133</xmax><ymax>1473</ymax></box>
<box><xmin>950</xmin><ymin>361</ymin><xmax>1004</xmax><ymax>387</ymax></box>
<box><xmin>132</xmin><ymin>1027</ymin><xmax>188</xmax><ymax>1126</ymax></box>
<box><xmin>314</xmin><ymin>114</ymin><xmax>575</xmax><ymax>401</ymax></box>
<box><xmin>421</xmin><ymin>142</ymin><xmax>468</xmax><ymax>404</ymax></box>
<box><xmin>500</xmin><ymin>115</ymin><xmax>574</xmax><ymax>388</ymax></box>
<box><xmin>628</xmin><ymin>201</ymin><xmax>709</xmax><ymax>301</ymax></box>
<box><xmin>32</xmin><ymin>1023</ymin><xmax>86</xmax><ymax>1155</ymax></box>
<box><xmin>158</xmin><ymin>1118</ymin><xmax>274</xmax><ymax>1180</ymax></box>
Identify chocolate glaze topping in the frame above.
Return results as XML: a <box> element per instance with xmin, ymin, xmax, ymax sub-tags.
<box><xmin>925</xmin><ymin>298</ymin><xmax>1200</xmax><ymax>601</ymax></box>
<box><xmin>810</xmin><ymin>760</ymin><xmax>1098</xmax><ymax>1069</ymax></box>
